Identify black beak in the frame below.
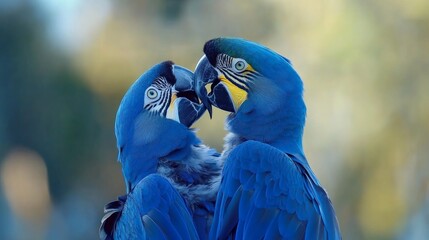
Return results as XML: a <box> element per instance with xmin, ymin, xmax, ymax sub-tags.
<box><xmin>171</xmin><ymin>65</ymin><xmax>206</xmax><ymax>127</ymax></box>
<box><xmin>194</xmin><ymin>56</ymin><xmax>217</xmax><ymax>117</ymax></box>
<box><xmin>172</xmin><ymin>65</ymin><xmax>194</xmax><ymax>92</ymax></box>
<box><xmin>194</xmin><ymin>55</ymin><xmax>236</xmax><ymax>115</ymax></box>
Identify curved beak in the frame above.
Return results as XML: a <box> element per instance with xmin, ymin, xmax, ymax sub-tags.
<box><xmin>194</xmin><ymin>56</ymin><xmax>215</xmax><ymax>117</ymax></box>
<box><xmin>168</xmin><ymin>65</ymin><xmax>206</xmax><ymax>127</ymax></box>
<box><xmin>194</xmin><ymin>55</ymin><xmax>236</xmax><ymax>115</ymax></box>
<box><xmin>172</xmin><ymin>65</ymin><xmax>194</xmax><ymax>92</ymax></box>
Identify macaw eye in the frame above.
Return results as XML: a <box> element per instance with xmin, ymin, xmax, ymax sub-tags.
<box><xmin>146</xmin><ymin>88</ymin><xmax>158</xmax><ymax>99</ymax></box>
<box><xmin>233</xmin><ymin>59</ymin><xmax>247</xmax><ymax>72</ymax></box>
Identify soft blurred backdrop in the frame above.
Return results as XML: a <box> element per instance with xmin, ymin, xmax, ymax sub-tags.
<box><xmin>0</xmin><ymin>0</ymin><xmax>428</xmax><ymax>239</ymax></box>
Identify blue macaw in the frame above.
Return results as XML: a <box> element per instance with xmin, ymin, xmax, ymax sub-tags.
<box><xmin>100</xmin><ymin>61</ymin><xmax>223</xmax><ymax>239</ymax></box>
<box><xmin>194</xmin><ymin>38</ymin><xmax>342</xmax><ymax>239</ymax></box>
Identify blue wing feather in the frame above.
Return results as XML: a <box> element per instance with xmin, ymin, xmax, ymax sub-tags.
<box><xmin>264</xmin><ymin>214</ymin><xmax>281</xmax><ymax>239</ymax></box>
<box><xmin>142</xmin><ymin>215</ymin><xmax>167</xmax><ymax>239</ymax></box>
<box><xmin>146</xmin><ymin>209</ymin><xmax>181</xmax><ymax>239</ymax></box>
<box><xmin>210</xmin><ymin>140</ymin><xmax>341</xmax><ymax>239</ymax></box>
<box><xmin>103</xmin><ymin>174</ymin><xmax>199</xmax><ymax>240</ymax></box>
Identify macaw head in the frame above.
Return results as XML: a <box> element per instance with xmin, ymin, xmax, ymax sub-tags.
<box><xmin>194</xmin><ymin>38</ymin><xmax>306</xmax><ymax>153</ymax></box>
<box><xmin>115</xmin><ymin>61</ymin><xmax>205</xmax><ymax>192</ymax></box>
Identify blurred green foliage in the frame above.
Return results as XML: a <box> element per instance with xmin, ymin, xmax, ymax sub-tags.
<box><xmin>0</xmin><ymin>5</ymin><xmax>103</xmax><ymax>199</ymax></box>
<box><xmin>0</xmin><ymin>0</ymin><xmax>428</xmax><ymax>239</ymax></box>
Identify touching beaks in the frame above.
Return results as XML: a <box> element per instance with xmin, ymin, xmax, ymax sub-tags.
<box><xmin>167</xmin><ymin>64</ymin><xmax>206</xmax><ymax>127</ymax></box>
<box><xmin>194</xmin><ymin>56</ymin><xmax>215</xmax><ymax>117</ymax></box>
<box><xmin>194</xmin><ymin>55</ymin><xmax>236</xmax><ymax>115</ymax></box>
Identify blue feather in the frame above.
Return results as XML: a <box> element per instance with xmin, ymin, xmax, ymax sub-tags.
<box><xmin>194</xmin><ymin>37</ymin><xmax>342</xmax><ymax>239</ymax></box>
<box><xmin>101</xmin><ymin>61</ymin><xmax>223</xmax><ymax>239</ymax></box>
<box><xmin>209</xmin><ymin>140</ymin><xmax>340</xmax><ymax>239</ymax></box>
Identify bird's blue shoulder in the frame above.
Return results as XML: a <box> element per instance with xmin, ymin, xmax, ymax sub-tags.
<box><xmin>210</xmin><ymin>140</ymin><xmax>341</xmax><ymax>240</ymax></box>
<box><xmin>100</xmin><ymin>174</ymin><xmax>199</xmax><ymax>240</ymax></box>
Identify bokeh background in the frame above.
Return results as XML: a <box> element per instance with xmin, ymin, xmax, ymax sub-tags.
<box><xmin>1</xmin><ymin>0</ymin><xmax>428</xmax><ymax>239</ymax></box>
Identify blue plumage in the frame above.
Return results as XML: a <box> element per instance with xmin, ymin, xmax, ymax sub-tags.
<box><xmin>111</xmin><ymin>174</ymin><xmax>199</xmax><ymax>239</ymax></box>
<box><xmin>100</xmin><ymin>61</ymin><xmax>222</xmax><ymax>239</ymax></box>
<box><xmin>194</xmin><ymin>37</ymin><xmax>342</xmax><ymax>239</ymax></box>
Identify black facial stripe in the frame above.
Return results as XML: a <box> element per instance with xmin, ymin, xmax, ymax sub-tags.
<box><xmin>243</xmin><ymin>70</ymin><xmax>262</xmax><ymax>81</ymax></box>
<box><xmin>153</xmin><ymin>76</ymin><xmax>170</xmax><ymax>89</ymax></box>
<box><xmin>146</xmin><ymin>104</ymin><xmax>154</xmax><ymax>110</ymax></box>
<box><xmin>144</xmin><ymin>76</ymin><xmax>174</xmax><ymax>117</ymax></box>
<box><xmin>215</xmin><ymin>54</ymin><xmax>264</xmax><ymax>92</ymax></box>
<box><xmin>216</xmin><ymin>54</ymin><xmax>233</xmax><ymax>68</ymax></box>
<box><xmin>159</xmin><ymin>89</ymin><xmax>171</xmax><ymax>117</ymax></box>
<box><xmin>222</xmin><ymin>69</ymin><xmax>249</xmax><ymax>88</ymax></box>
<box><xmin>219</xmin><ymin>69</ymin><xmax>248</xmax><ymax>91</ymax></box>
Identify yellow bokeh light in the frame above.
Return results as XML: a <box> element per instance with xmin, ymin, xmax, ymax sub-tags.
<box><xmin>1</xmin><ymin>148</ymin><xmax>52</xmax><ymax>228</ymax></box>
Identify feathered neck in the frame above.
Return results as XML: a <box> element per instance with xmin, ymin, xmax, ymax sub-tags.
<box><xmin>157</xmin><ymin>143</ymin><xmax>222</xmax><ymax>207</ymax></box>
<box><xmin>225</xmin><ymin>91</ymin><xmax>307</xmax><ymax>160</ymax></box>
<box><xmin>121</xmin><ymin>112</ymin><xmax>202</xmax><ymax>192</ymax></box>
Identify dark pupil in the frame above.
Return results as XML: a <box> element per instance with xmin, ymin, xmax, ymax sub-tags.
<box><xmin>150</xmin><ymin>91</ymin><xmax>155</xmax><ymax>96</ymax></box>
<box><xmin>236</xmin><ymin>62</ymin><xmax>243</xmax><ymax>69</ymax></box>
